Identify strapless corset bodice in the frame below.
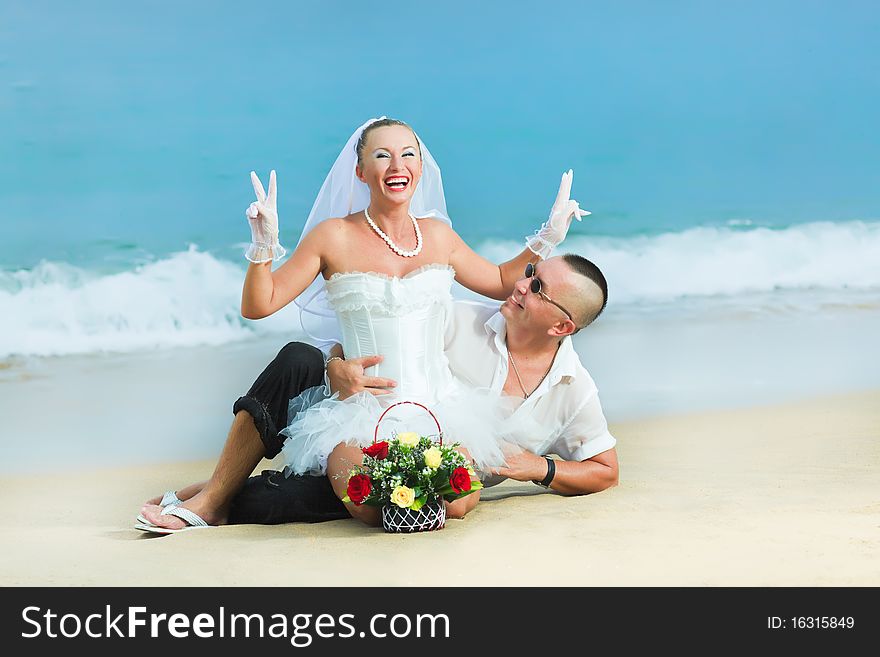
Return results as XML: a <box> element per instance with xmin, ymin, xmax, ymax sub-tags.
<box><xmin>324</xmin><ymin>264</ymin><xmax>455</xmax><ymax>402</ymax></box>
<box><xmin>282</xmin><ymin>264</ymin><xmax>510</xmax><ymax>475</ymax></box>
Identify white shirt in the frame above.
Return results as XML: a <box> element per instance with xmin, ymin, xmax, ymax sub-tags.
<box><xmin>444</xmin><ymin>301</ymin><xmax>616</xmax><ymax>463</ymax></box>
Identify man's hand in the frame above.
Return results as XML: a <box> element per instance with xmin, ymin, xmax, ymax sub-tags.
<box><xmin>489</xmin><ymin>447</ymin><xmax>549</xmax><ymax>482</ymax></box>
<box><xmin>327</xmin><ymin>355</ymin><xmax>397</xmax><ymax>400</ymax></box>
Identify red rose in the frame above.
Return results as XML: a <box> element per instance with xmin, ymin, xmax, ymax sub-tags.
<box><xmin>450</xmin><ymin>467</ymin><xmax>472</xmax><ymax>494</ymax></box>
<box><xmin>346</xmin><ymin>474</ymin><xmax>372</xmax><ymax>506</ymax></box>
<box><xmin>362</xmin><ymin>441</ymin><xmax>389</xmax><ymax>460</ymax></box>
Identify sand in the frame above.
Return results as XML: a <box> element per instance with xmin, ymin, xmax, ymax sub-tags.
<box><xmin>1</xmin><ymin>389</ymin><xmax>877</xmax><ymax>586</ymax></box>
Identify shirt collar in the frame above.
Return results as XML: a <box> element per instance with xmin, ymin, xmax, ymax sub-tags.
<box><xmin>484</xmin><ymin>312</ymin><xmax>579</xmax><ymax>388</ymax></box>
<box><xmin>485</xmin><ymin>311</ymin><xmax>508</xmax><ymax>355</ymax></box>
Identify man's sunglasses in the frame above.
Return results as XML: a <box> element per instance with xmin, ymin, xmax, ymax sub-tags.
<box><xmin>525</xmin><ymin>262</ymin><xmax>573</xmax><ymax>321</ymax></box>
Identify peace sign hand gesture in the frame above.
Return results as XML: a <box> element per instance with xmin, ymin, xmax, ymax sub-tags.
<box><xmin>525</xmin><ymin>169</ymin><xmax>591</xmax><ymax>260</ymax></box>
<box><xmin>244</xmin><ymin>169</ymin><xmax>287</xmax><ymax>263</ymax></box>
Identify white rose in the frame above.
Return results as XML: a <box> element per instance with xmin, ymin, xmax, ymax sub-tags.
<box><xmin>390</xmin><ymin>485</ymin><xmax>415</xmax><ymax>508</ymax></box>
<box><xmin>423</xmin><ymin>446</ymin><xmax>442</xmax><ymax>469</ymax></box>
<box><xmin>396</xmin><ymin>432</ymin><xmax>420</xmax><ymax>447</ymax></box>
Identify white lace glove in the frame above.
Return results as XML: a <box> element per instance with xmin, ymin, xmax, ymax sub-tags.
<box><xmin>245</xmin><ymin>170</ymin><xmax>286</xmax><ymax>263</ymax></box>
<box><xmin>525</xmin><ymin>169</ymin><xmax>591</xmax><ymax>260</ymax></box>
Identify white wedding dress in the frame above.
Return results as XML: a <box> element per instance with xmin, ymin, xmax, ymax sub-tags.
<box><xmin>280</xmin><ymin>264</ymin><xmax>510</xmax><ymax>476</ymax></box>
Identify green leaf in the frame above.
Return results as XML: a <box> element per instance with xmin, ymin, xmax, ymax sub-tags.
<box><xmin>410</xmin><ymin>496</ymin><xmax>427</xmax><ymax>511</ymax></box>
<box><xmin>443</xmin><ymin>488</ymin><xmax>480</xmax><ymax>502</ymax></box>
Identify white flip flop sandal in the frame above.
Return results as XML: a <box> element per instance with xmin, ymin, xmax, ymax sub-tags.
<box><xmin>134</xmin><ymin>505</ymin><xmax>211</xmax><ymax>534</ymax></box>
<box><xmin>135</xmin><ymin>490</ymin><xmax>183</xmax><ymax>526</ymax></box>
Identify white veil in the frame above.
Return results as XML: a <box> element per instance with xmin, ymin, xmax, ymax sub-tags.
<box><xmin>292</xmin><ymin>117</ymin><xmax>452</xmax><ymax>347</ymax></box>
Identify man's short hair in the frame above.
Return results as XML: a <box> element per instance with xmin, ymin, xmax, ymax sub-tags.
<box><xmin>561</xmin><ymin>253</ymin><xmax>608</xmax><ymax>330</ymax></box>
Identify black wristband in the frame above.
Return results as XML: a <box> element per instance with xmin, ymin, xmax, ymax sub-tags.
<box><xmin>533</xmin><ymin>456</ymin><xmax>556</xmax><ymax>488</ymax></box>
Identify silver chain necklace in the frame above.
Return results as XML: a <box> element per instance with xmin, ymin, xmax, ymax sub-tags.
<box><xmin>364</xmin><ymin>207</ymin><xmax>423</xmax><ymax>258</ymax></box>
<box><xmin>507</xmin><ymin>340</ymin><xmax>560</xmax><ymax>399</ymax></box>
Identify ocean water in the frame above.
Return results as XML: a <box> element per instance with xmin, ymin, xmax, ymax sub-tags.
<box><xmin>1</xmin><ymin>2</ymin><xmax>879</xmax><ymax>365</ymax></box>
<box><xmin>1</xmin><ymin>221</ymin><xmax>880</xmax><ymax>359</ymax></box>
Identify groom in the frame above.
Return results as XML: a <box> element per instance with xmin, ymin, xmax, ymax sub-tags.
<box><xmin>139</xmin><ymin>254</ymin><xmax>618</xmax><ymax>531</ymax></box>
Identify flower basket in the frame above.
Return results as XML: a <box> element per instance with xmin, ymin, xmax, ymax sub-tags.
<box><xmin>342</xmin><ymin>401</ymin><xmax>482</xmax><ymax>533</ymax></box>
<box><xmin>381</xmin><ymin>500</ymin><xmax>446</xmax><ymax>533</ymax></box>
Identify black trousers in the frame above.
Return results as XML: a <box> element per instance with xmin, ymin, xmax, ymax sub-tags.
<box><xmin>225</xmin><ymin>342</ymin><xmax>349</xmax><ymax>525</ymax></box>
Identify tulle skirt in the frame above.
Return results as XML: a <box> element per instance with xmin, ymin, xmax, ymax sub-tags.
<box><xmin>279</xmin><ymin>380</ymin><xmax>517</xmax><ymax>476</ymax></box>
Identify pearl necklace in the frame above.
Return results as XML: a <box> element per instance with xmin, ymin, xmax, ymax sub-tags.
<box><xmin>364</xmin><ymin>207</ymin><xmax>423</xmax><ymax>258</ymax></box>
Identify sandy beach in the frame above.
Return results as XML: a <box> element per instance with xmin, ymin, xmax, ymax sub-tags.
<box><xmin>1</xmin><ymin>389</ymin><xmax>877</xmax><ymax>587</ymax></box>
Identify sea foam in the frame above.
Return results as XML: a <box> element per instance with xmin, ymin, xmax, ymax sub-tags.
<box><xmin>477</xmin><ymin>220</ymin><xmax>880</xmax><ymax>304</ymax></box>
<box><xmin>2</xmin><ymin>221</ymin><xmax>878</xmax><ymax>357</ymax></box>
<box><xmin>0</xmin><ymin>247</ymin><xmax>301</xmax><ymax>358</ymax></box>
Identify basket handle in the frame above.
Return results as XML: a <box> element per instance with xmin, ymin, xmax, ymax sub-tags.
<box><xmin>373</xmin><ymin>401</ymin><xmax>443</xmax><ymax>445</ymax></box>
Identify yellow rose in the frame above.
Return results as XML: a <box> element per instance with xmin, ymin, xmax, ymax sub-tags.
<box><xmin>396</xmin><ymin>432</ymin><xmax>420</xmax><ymax>447</ymax></box>
<box><xmin>423</xmin><ymin>446</ymin><xmax>442</xmax><ymax>469</ymax></box>
<box><xmin>391</xmin><ymin>485</ymin><xmax>415</xmax><ymax>508</ymax></box>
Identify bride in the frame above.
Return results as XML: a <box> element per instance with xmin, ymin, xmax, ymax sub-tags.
<box><xmin>171</xmin><ymin>117</ymin><xmax>586</xmax><ymax>528</ymax></box>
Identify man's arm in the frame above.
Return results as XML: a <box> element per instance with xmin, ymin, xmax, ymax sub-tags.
<box><xmin>490</xmin><ymin>447</ymin><xmax>618</xmax><ymax>496</ymax></box>
<box><xmin>325</xmin><ymin>344</ymin><xmax>397</xmax><ymax>400</ymax></box>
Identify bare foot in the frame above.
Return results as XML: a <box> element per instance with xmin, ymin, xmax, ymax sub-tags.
<box><xmin>140</xmin><ymin>490</ymin><xmax>229</xmax><ymax>530</ymax></box>
<box><xmin>144</xmin><ymin>481</ymin><xmax>208</xmax><ymax>507</ymax></box>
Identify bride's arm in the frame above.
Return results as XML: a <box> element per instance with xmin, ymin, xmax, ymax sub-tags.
<box><xmin>241</xmin><ymin>220</ymin><xmax>338</xmax><ymax>319</ymax></box>
<box><xmin>447</xmin><ymin>169</ymin><xmax>589</xmax><ymax>299</ymax></box>
<box><xmin>447</xmin><ymin>231</ymin><xmax>536</xmax><ymax>300</ymax></box>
